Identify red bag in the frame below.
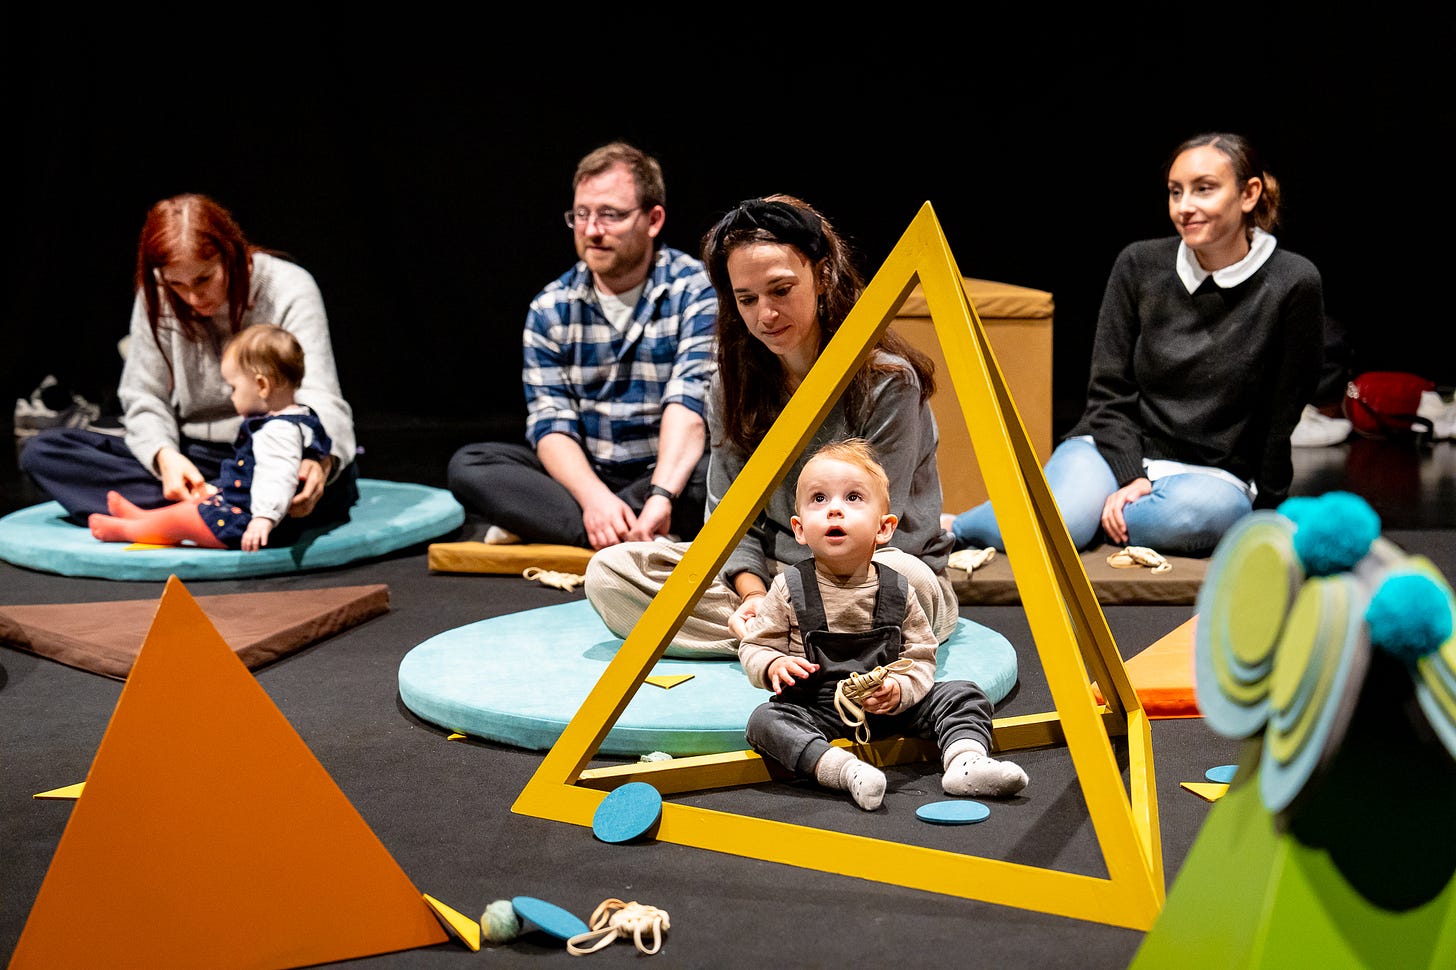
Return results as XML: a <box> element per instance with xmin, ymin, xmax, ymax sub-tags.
<box><xmin>1342</xmin><ymin>371</ymin><xmax>1436</xmax><ymax>439</ymax></box>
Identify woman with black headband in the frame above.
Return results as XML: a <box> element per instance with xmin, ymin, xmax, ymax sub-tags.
<box><xmin>585</xmin><ymin>195</ymin><xmax>958</xmax><ymax>656</ymax></box>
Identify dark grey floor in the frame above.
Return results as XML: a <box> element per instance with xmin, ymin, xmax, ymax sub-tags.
<box><xmin>2</xmin><ymin>415</ymin><xmax>1453</xmax><ymax>969</ymax></box>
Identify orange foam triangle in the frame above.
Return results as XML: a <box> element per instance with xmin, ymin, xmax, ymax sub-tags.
<box><xmin>1092</xmin><ymin>616</ymin><xmax>1201</xmax><ymax>718</ymax></box>
<box><xmin>9</xmin><ymin>576</ymin><xmax>447</xmax><ymax>969</ymax></box>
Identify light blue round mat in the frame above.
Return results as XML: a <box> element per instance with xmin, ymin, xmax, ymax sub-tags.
<box><xmin>398</xmin><ymin>599</ymin><xmax>1019</xmax><ymax>757</ymax></box>
<box><xmin>0</xmin><ymin>479</ymin><xmax>464</xmax><ymax>581</ymax></box>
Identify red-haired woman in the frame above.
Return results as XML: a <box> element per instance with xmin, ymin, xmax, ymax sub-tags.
<box><xmin>20</xmin><ymin>194</ymin><xmax>358</xmax><ymax>537</ymax></box>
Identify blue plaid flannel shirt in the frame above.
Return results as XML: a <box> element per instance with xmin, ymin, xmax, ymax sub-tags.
<box><xmin>523</xmin><ymin>246</ymin><xmax>716</xmax><ymax>472</ymax></box>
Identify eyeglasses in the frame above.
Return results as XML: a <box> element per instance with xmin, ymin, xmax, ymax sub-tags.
<box><xmin>563</xmin><ymin>206</ymin><xmax>640</xmax><ymax>229</ymax></box>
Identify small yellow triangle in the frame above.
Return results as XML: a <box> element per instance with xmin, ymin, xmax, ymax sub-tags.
<box><xmin>32</xmin><ymin>782</ymin><xmax>85</xmax><ymax>800</ymax></box>
<box><xmin>1180</xmin><ymin>782</ymin><xmax>1229</xmax><ymax>802</ymax></box>
<box><xmin>422</xmin><ymin>893</ymin><xmax>481</xmax><ymax>951</ymax></box>
<box><xmin>447</xmin><ymin>732</ymin><xmax>467</xmax><ymax>741</ymax></box>
<box><xmin>644</xmin><ymin>674</ymin><xmax>695</xmax><ymax>690</ymax></box>
<box><xmin>124</xmin><ymin>542</ymin><xmax>176</xmax><ymax>551</ymax></box>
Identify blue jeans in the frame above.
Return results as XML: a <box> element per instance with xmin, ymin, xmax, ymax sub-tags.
<box><xmin>947</xmin><ymin>437</ymin><xmax>1253</xmax><ymax>557</ymax></box>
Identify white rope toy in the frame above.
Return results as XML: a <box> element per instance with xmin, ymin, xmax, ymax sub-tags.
<box><xmin>833</xmin><ymin>658</ymin><xmax>916</xmax><ymax>744</ymax></box>
<box><xmin>566</xmin><ymin>898</ymin><xmax>670</xmax><ymax>956</ymax></box>
<box><xmin>522</xmin><ymin>566</ymin><xmax>586</xmax><ymax>592</ymax></box>
<box><xmin>947</xmin><ymin>546</ymin><xmax>997</xmax><ymax>574</ymax></box>
<box><xmin>1106</xmin><ymin>545</ymin><xmax>1173</xmax><ymax>574</ymax></box>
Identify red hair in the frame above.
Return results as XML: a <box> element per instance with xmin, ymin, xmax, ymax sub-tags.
<box><xmin>135</xmin><ymin>194</ymin><xmax>261</xmax><ymax>345</ymax></box>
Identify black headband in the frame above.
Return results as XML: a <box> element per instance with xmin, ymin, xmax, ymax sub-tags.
<box><xmin>714</xmin><ymin>198</ymin><xmax>827</xmax><ymax>260</ymax></box>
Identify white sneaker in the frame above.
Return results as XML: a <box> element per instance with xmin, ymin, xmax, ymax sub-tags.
<box><xmin>483</xmin><ymin>525</ymin><xmax>521</xmax><ymax>545</ymax></box>
<box><xmin>13</xmin><ymin>375</ymin><xmax>102</xmax><ymax>440</ymax></box>
<box><xmin>1291</xmin><ymin>404</ymin><xmax>1352</xmax><ymax>447</ymax></box>
<box><xmin>1418</xmin><ymin>391</ymin><xmax>1456</xmax><ymax>440</ymax></box>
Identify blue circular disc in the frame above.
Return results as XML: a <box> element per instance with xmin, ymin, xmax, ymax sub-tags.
<box><xmin>1205</xmin><ymin>764</ymin><xmax>1238</xmax><ymax>784</ymax></box>
<box><xmin>510</xmin><ymin>896</ymin><xmax>589</xmax><ymax>941</ymax></box>
<box><xmin>592</xmin><ymin>781</ymin><xmax>663</xmax><ymax>844</ymax></box>
<box><xmin>916</xmin><ymin>799</ymin><xmax>990</xmax><ymax>824</ymax></box>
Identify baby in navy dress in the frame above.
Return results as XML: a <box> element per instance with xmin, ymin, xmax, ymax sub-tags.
<box><xmin>88</xmin><ymin>324</ymin><xmax>334</xmax><ymax>552</ymax></box>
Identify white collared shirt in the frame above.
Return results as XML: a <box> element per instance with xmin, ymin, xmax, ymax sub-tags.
<box><xmin>1176</xmin><ymin>227</ymin><xmax>1277</xmax><ymax>294</ymax></box>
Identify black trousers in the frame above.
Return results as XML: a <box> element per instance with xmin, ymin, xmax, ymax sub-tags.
<box><xmin>446</xmin><ymin>440</ymin><xmax>708</xmax><ymax>547</ymax></box>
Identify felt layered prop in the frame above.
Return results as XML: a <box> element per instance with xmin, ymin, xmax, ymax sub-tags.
<box><xmin>1131</xmin><ymin>491</ymin><xmax>1456</xmax><ymax>968</ymax></box>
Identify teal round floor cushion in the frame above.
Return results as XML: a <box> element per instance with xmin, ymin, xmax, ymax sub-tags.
<box><xmin>398</xmin><ymin>599</ymin><xmax>1019</xmax><ymax>757</ymax></box>
<box><xmin>0</xmin><ymin>479</ymin><xmax>464</xmax><ymax>581</ymax></box>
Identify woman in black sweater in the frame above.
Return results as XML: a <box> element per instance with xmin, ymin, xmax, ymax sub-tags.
<box><xmin>947</xmin><ymin>131</ymin><xmax>1324</xmax><ymax>557</ymax></box>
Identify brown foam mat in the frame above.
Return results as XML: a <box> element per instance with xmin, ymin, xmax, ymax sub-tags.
<box><xmin>427</xmin><ymin>541</ymin><xmax>594</xmax><ymax>575</ymax></box>
<box><xmin>0</xmin><ymin>584</ymin><xmax>390</xmax><ymax>680</ymax></box>
<box><xmin>952</xmin><ymin>544</ymin><xmax>1207</xmax><ymax>606</ymax></box>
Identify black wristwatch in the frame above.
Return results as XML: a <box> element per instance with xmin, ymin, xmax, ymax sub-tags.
<box><xmin>647</xmin><ymin>484</ymin><xmax>677</xmax><ymax>503</ymax></box>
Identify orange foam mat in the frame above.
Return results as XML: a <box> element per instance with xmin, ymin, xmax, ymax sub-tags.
<box><xmin>1092</xmin><ymin>616</ymin><xmax>1201</xmax><ymax>718</ymax></box>
<box><xmin>0</xmin><ymin>584</ymin><xmax>389</xmax><ymax>680</ymax></box>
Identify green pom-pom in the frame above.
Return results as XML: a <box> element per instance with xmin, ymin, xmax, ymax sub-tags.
<box><xmin>1366</xmin><ymin>573</ymin><xmax>1453</xmax><ymax>663</ymax></box>
<box><xmin>1280</xmin><ymin>490</ymin><xmax>1380</xmax><ymax>576</ymax></box>
<box><xmin>480</xmin><ymin>898</ymin><xmax>520</xmax><ymax>944</ymax></box>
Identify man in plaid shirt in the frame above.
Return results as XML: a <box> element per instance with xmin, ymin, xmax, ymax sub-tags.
<box><xmin>448</xmin><ymin>142</ymin><xmax>716</xmax><ymax>549</ymax></box>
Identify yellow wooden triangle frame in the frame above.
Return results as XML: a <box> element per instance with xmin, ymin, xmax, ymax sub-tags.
<box><xmin>512</xmin><ymin>201</ymin><xmax>1164</xmax><ymax>931</ymax></box>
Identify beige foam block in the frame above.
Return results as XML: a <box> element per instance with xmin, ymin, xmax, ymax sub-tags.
<box><xmin>428</xmin><ymin>541</ymin><xmax>594</xmax><ymax>575</ymax></box>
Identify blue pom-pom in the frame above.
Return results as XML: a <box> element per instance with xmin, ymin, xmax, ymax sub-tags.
<box><xmin>1282</xmin><ymin>490</ymin><xmax>1381</xmax><ymax>576</ymax></box>
<box><xmin>1276</xmin><ymin>495</ymin><xmax>1317</xmax><ymax>526</ymax></box>
<box><xmin>1366</xmin><ymin>573</ymin><xmax>1453</xmax><ymax>663</ymax></box>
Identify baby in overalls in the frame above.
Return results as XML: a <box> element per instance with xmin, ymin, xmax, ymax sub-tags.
<box><xmin>736</xmin><ymin>438</ymin><xmax>1028</xmax><ymax>811</ymax></box>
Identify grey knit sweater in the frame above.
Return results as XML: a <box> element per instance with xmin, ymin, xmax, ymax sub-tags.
<box><xmin>119</xmin><ymin>252</ymin><xmax>356</xmax><ymax>479</ymax></box>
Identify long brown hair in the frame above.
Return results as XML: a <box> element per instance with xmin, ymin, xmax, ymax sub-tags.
<box><xmin>703</xmin><ymin>194</ymin><xmax>934</xmax><ymax>455</ymax></box>
<box><xmin>135</xmin><ymin>194</ymin><xmax>284</xmax><ymax>346</ymax></box>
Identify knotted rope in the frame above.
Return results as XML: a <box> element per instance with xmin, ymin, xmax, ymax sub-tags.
<box><xmin>1106</xmin><ymin>545</ymin><xmax>1173</xmax><ymax>574</ymax></box>
<box><xmin>947</xmin><ymin>546</ymin><xmax>997</xmax><ymax>574</ymax></box>
<box><xmin>566</xmin><ymin>898</ymin><xmax>670</xmax><ymax>956</ymax></box>
<box><xmin>523</xmin><ymin>566</ymin><xmax>586</xmax><ymax>592</ymax></box>
<box><xmin>833</xmin><ymin>658</ymin><xmax>916</xmax><ymax>744</ymax></box>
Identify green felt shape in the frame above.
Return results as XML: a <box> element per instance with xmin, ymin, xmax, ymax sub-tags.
<box><xmin>0</xmin><ymin>480</ymin><xmax>463</xmax><ymax>581</ymax></box>
<box><xmin>1132</xmin><ymin>735</ymin><xmax>1456</xmax><ymax>969</ymax></box>
<box><xmin>1195</xmin><ymin>511</ymin><xmax>1302</xmax><ymax>738</ymax></box>
<box><xmin>1261</xmin><ymin>574</ymin><xmax>1370</xmax><ymax>814</ymax></box>
<box><xmin>397</xmin><ymin>599</ymin><xmax>1018</xmax><ymax>757</ymax></box>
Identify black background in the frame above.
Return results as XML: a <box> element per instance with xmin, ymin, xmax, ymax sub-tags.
<box><xmin>6</xmin><ymin>18</ymin><xmax>1452</xmax><ymax>446</ymax></box>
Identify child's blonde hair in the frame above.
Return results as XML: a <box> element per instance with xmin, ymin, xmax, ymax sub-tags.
<box><xmin>222</xmin><ymin>324</ymin><xmax>305</xmax><ymax>389</ymax></box>
<box><xmin>797</xmin><ymin>437</ymin><xmax>891</xmax><ymax>509</ymax></box>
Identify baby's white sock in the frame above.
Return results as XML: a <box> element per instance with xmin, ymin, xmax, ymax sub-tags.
<box><xmin>941</xmin><ymin>739</ymin><xmax>1028</xmax><ymax>798</ymax></box>
<box><xmin>815</xmin><ymin>747</ymin><xmax>886</xmax><ymax>811</ymax></box>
